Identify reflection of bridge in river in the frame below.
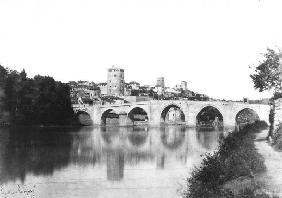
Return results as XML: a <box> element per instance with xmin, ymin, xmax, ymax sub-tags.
<box><xmin>0</xmin><ymin>126</ymin><xmax>223</xmax><ymax>188</ymax></box>
<box><xmin>74</xmin><ymin>100</ymin><xmax>270</xmax><ymax>127</ymax></box>
<box><xmin>71</xmin><ymin>126</ymin><xmax>222</xmax><ymax>181</ymax></box>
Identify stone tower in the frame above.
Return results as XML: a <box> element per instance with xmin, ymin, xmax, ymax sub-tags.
<box><xmin>181</xmin><ymin>81</ymin><xmax>187</xmax><ymax>90</ymax></box>
<box><xmin>156</xmin><ymin>77</ymin><xmax>165</xmax><ymax>88</ymax></box>
<box><xmin>107</xmin><ymin>66</ymin><xmax>124</xmax><ymax>96</ymax></box>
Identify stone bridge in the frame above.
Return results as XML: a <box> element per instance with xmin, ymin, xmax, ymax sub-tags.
<box><xmin>74</xmin><ymin>100</ymin><xmax>270</xmax><ymax>127</ymax></box>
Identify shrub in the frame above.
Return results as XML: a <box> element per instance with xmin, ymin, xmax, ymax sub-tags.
<box><xmin>184</xmin><ymin>121</ymin><xmax>268</xmax><ymax>198</ymax></box>
<box><xmin>273</xmin><ymin>123</ymin><xmax>282</xmax><ymax>150</ymax></box>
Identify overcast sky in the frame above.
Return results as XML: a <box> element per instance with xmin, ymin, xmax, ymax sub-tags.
<box><xmin>0</xmin><ymin>0</ymin><xmax>281</xmax><ymax>100</ymax></box>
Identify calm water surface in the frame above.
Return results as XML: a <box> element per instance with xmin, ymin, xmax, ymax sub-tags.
<box><xmin>0</xmin><ymin>126</ymin><xmax>225</xmax><ymax>198</ymax></box>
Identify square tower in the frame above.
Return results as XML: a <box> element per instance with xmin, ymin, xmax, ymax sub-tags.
<box><xmin>156</xmin><ymin>77</ymin><xmax>165</xmax><ymax>88</ymax></box>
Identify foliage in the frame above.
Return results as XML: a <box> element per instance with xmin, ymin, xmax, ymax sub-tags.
<box><xmin>268</xmin><ymin>106</ymin><xmax>275</xmax><ymax>138</ymax></box>
<box><xmin>272</xmin><ymin>123</ymin><xmax>282</xmax><ymax>151</ymax></box>
<box><xmin>0</xmin><ymin>65</ymin><xmax>74</xmax><ymax>125</ymax></box>
<box><xmin>273</xmin><ymin>92</ymin><xmax>282</xmax><ymax>99</ymax></box>
<box><xmin>183</xmin><ymin>121</ymin><xmax>268</xmax><ymax>198</ymax></box>
<box><xmin>250</xmin><ymin>48</ymin><xmax>282</xmax><ymax>138</ymax></box>
<box><xmin>250</xmin><ymin>48</ymin><xmax>282</xmax><ymax>93</ymax></box>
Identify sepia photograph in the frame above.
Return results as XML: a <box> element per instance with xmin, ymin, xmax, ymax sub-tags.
<box><xmin>0</xmin><ymin>0</ymin><xmax>282</xmax><ymax>197</ymax></box>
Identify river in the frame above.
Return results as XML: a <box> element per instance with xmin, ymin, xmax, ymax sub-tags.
<box><xmin>0</xmin><ymin>126</ymin><xmax>225</xmax><ymax>198</ymax></box>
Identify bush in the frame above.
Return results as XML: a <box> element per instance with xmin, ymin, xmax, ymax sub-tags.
<box><xmin>273</xmin><ymin>123</ymin><xmax>282</xmax><ymax>150</ymax></box>
<box><xmin>184</xmin><ymin>121</ymin><xmax>268</xmax><ymax>198</ymax></box>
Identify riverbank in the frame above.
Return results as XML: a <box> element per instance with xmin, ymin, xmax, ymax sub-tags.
<box><xmin>255</xmin><ymin>129</ymin><xmax>282</xmax><ymax>197</ymax></box>
<box><xmin>252</xmin><ymin>122</ymin><xmax>282</xmax><ymax>196</ymax></box>
<box><xmin>183</xmin><ymin>121</ymin><xmax>271</xmax><ymax>198</ymax></box>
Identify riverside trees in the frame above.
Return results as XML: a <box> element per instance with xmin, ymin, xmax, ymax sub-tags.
<box><xmin>250</xmin><ymin>48</ymin><xmax>282</xmax><ymax>95</ymax></box>
<box><xmin>250</xmin><ymin>48</ymin><xmax>282</xmax><ymax>138</ymax></box>
<box><xmin>0</xmin><ymin>65</ymin><xmax>74</xmax><ymax>125</ymax></box>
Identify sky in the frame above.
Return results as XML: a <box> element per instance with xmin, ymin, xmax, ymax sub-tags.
<box><xmin>0</xmin><ymin>0</ymin><xmax>281</xmax><ymax>100</ymax></box>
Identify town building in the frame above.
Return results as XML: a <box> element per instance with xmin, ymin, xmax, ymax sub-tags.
<box><xmin>154</xmin><ymin>86</ymin><xmax>164</xmax><ymax>96</ymax></box>
<box><xmin>107</xmin><ymin>66</ymin><xmax>125</xmax><ymax>96</ymax></box>
<box><xmin>68</xmin><ymin>81</ymin><xmax>101</xmax><ymax>105</ymax></box>
<box><xmin>98</xmin><ymin>82</ymin><xmax>108</xmax><ymax>96</ymax></box>
<box><xmin>181</xmin><ymin>81</ymin><xmax>187</xmax><ymax>90</ymax></box>
<box><xmin>124</xmin><ymin>83</ymin><xmax>132</xmax><ymax>96</ymax></box>
<box><xmin>69</xmin><ymin>69</ymin><xmax>210</xmax><ymax>105</ymax></box>
<box><xmin>175</xmin><ymin>81</ymin><xmax>187</xmax><ymax>91</ymax></box>
<box><xmin>156</xmin><ymin>77</ymin><xmax>165</xmax><ymax>88</ymax></box>
<box><xmin>129</xmin><ymin>81</ymin><xmax>140</xmax><ymax>90</ymax></box>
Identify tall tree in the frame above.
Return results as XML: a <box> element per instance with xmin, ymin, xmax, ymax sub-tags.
<box><xmin>250</xmin><ymin>48</ymin><xmax>282</xmax><ymax>138</ymax></box>
<box><xmin>250</xmin><ymin>48</ymin><xmax>282</xmax><ymax>93</ymax></box>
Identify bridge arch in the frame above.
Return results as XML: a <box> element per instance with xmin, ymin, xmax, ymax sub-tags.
<box><xmin>235</xmin><ymin>108</ymin><xmax>260</xmax><ymax>125</ymax></box>
<box><xmin>160</xmin><ymin>104</ymin><xmax>185</xmax><ymax>124</ymax></box>
<box><xmin>101</xmin><ymin>109</ymin><xmax>119</xmax><ymax>125</ymax></box>
<box><xmin>128</xmin><ymin>107</ymin><xmax>149</xmax><ymax>125</ymax></box>
<box><xmin>76</xmin><ymin>110</ymin><xmax>93</xmax><ymax>125</ymax></box>
<box><xmin>196</xmin><ymin>105</ymin><xmax>224</xmax><ymax>129</ymax></box>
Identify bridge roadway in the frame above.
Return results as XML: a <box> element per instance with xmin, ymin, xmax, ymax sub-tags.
<box><xmin>74</xmin><ymin>100</ymin><xmax>270</xmax><ymax>127</ymax></box>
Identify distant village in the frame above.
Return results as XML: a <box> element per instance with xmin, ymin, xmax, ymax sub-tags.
<box><xmin>68</xmin><ymin>66</ymin><xmax>269</xmax><ymax>106</ymax></box>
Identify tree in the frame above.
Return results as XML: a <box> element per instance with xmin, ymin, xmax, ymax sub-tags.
<box><xmin>250</xmin><ymin>48</ymin><xmax>282</xmax><ymax>93</ymax></box>
<box><xmin>250</xmin><ymin>48</ymin><xmax>282</xmax><ymax>139</ymax></box>
<box><xmin>131</xmin><ymin>90</ymin><xmax>139</xmax><ymax>96</ymax></box>
<box><xmin>0</xmin><ymin>66</ymin><xmax>74</xmax><ymax>125</ymax></box>
<box><xmin>19</xmin><ymin>69</ymin><xmax>27</xmax><ymax>81</ymax></box>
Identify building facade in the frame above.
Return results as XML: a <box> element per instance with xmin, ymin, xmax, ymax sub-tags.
<box><xmin>98</xmin><ymin>83</ymin><xmax>108</xmax><ymax>96</ymax></box>
<box><xmin>181</xmin><ymin>81</ymin><xmax>187</xmax><ymax>90</ymax></box>
<box><xmin>156</xmin><ymin>77</ymin><xmax>165</xmax><ymax>88</ymax></box>
<box><xmin>107</xmin><ymin>66</ymin><xmax>124</xmax><ymax>96</ymax></box>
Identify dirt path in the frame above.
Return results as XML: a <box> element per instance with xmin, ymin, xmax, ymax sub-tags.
<box><xmin>255</xmin><ymin>129</ymin><xmax>282</xmax><ymax>196</ymax></box>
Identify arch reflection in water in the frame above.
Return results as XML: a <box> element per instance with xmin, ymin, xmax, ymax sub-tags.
<box><xmin>156</xmin><ymin>153</ymin><xmax>165</xmax><ymax>169</ymax></box>
<box><xmin>196</xmin><ymin>129</ymin><xmax>222</xmax><ymax>150</ymax></box>
<box><xmin>127</xmin><ymin>126</ymin><xmax>149</xmax><ymax>147</ymax></box>
<box><xmin>101</xmin><ymin>127</ymin><xmax>121</xmax><ymax>145</ymax></box>
<box><xmin>100</xmin><ymin>126</ymin><xmax>149</xmax><ymax>149</ymax></box>
<box><xmin>160</xmin><ymin>126</ymin><xmax>186</xmax><ymax>150</ymax></box>
<box><xmin>101</xmin><ymin>126</ymin><xmax>149</xmax><ymax>149</ymax></box>
<box><xmin>128</xmin><ymin>132</ymin><xmax>148</xmax><ymax>147</ymax></box>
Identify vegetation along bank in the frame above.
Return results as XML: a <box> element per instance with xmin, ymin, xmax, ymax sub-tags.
<box><xmin>183</xmin><ymin>121</ymin><xmax>273</xmax><ymax>198</ymax></box>
<box><xmin>0</xmin><ymin>65</ymin><xmax>76</xmax><ymax>126</ymax></box>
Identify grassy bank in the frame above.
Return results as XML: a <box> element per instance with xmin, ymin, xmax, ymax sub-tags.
<box><xmin>183</xmin><ymin>121</ymin><xmax>270</xmax><ymax>198</ymax></box>
<box><xmin>272</xmin><ymin>123</ymin><xmax>282</xmax><ymax>151</ymax></box>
